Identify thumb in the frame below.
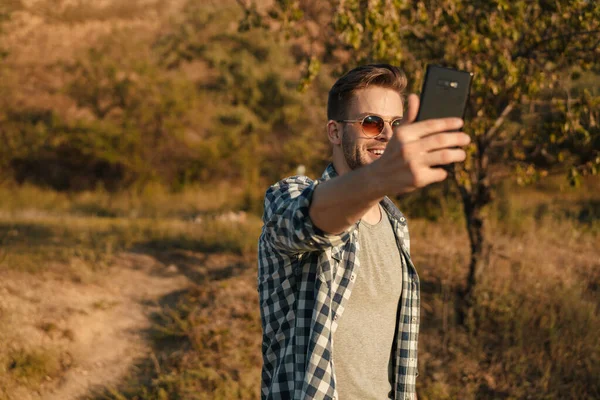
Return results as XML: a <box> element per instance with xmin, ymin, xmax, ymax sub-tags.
<box><xmin>403</xmin><ymin>93</ymin><xmax>420</xmax><ymax>124</ymax></box>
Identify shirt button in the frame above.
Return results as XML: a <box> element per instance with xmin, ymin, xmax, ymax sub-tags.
<box><xmin>334</xmin><ymin>314</ymin><xmax>338</xmax><ymax>321</ymax></box>
<box><xmin>411</xmin><ymin>317</ymin><xmax>417</xmax><ymax>322</ymax></box>
<box><xmin>350</xmin><ymin>274</ymin><xmax>356</xmax><ymax>281</ymax></box>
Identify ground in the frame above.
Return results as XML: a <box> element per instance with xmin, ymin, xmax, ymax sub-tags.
<box><xmin>0</xmin><ymin>251</ymin><xmax>197</xmax><ymax>400</ymax></box>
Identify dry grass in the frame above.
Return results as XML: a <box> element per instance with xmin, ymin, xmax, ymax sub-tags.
<box><xmin>1</xmin><ymin>347</ymin><xmax>63</xmax><ymax>389</ymax></box>
<box><xmin>0</xmin><ymin>181</ymin><xmax>246</xmax><ymax>219</ymax></box>
<box><xmin>2</xmin><ymin>0</ymin><xmax>595</xmax><ymax>398</ymax></box>
<box><xmin>102</xmin><ymin>267</ymin><xmax>262</xmax><ymax>400</ymax></box>
<box><xmin>0</xmin><ymin>181</ymin><xmax>258</xmax><ymax>281</ymax></box>
<box><xmin>0</xmin><ymin>186</ymin><xmax>262</xmax><ymax>398</ymax></box>
<box><xmin>91</xmin><ymin>179</ymin><xmax>600</xmax><ymax>399</ymax></box>
<box><xmin>0</xmin><ymin>176</ymin><xmax>598</xmax><ymax>399</ymax></box>
<box><xmin>94</xmin><ymin>206</ymin><xmax>597</xmax><ymax>400</ymax></box>
<box><xmin>410</xmin><ymin>216</ymin><xmax>599</xmax><ymax>399</ymax></box>
<box><xmin>407</xmin><ymin>176</ymin><xmax>600</xmax><ymax>399</ymax></box>
<box><xmin>0</xmin><ymin>213</ymin><xmax>261</xmax><ymax>281</ymax></box>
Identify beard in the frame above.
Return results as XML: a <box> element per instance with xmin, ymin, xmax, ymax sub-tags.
<box><xmin>341</xmin><ymin>126</ymin><xmax>372</xmax><ymax>171</ymax></box>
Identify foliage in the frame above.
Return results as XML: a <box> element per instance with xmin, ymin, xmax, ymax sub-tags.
<box><xmin>266</xmin><ymin>0</ymin><xmax>600</xmax><ymax>182</ymax></box>
<box><xmin>260</xmin><ymin>0</ymin><xmax>600</xmax><ymax>297</ymax></box>
<box><xmin>541</xmin><ymin>77</ymin><xmax>600</xmax><ymax>187</ymax></box>
<box><xmin>1</xmin><ymin>1</ymin><xmax>599</xmax><ymax>399</ymax></box>
<box><xmin>0</xmin><ymin>6</ymin><xmax>8</xmax><ymax>60</ymax></box>
<box><xmin>62</xmin><ymin>33</ymin><xmax>198</xmax><ymax>189</ymax></box>
<box><xmin>0</xmin><ymin>0</ymin><xmax>331</xmax><ymax>194</ymax></box>
<box><xmin>156</xmin><ymin>1</ymin><xmax>331</xmax><ymax>183</ymax></box>
<box><xmin>0</xmin><ymin>1</ymin><xmax>20</xmax><ymax>181</ymax></box>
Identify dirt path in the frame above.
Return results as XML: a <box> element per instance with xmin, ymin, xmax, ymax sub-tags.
<box><xmin>0</xmin><ymin>252</ymin><xmax>192</xmax><ymax>400</ymax></box>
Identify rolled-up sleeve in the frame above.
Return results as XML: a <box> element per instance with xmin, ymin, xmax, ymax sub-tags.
<box><xmin>261</xmin><ymin>175</ymin><xmax>356</xmax><ymax>254</ymax></box>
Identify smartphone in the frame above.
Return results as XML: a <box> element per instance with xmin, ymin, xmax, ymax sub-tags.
<box><xmin>415</xmin><ymin>64</ymin><xmax>473</xmax><ymax>122</ymax></box>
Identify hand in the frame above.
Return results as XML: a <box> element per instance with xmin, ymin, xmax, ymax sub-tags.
<box><xmin>370</xmin><ymin>93</ymin><xmax>471</xmax><ymax>196</ymax></box>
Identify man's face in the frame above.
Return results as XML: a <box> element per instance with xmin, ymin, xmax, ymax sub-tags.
<box><xmin>338</xmin><ymin>86</ymin><xmax>404</xmax><ymax>171</ymax></box>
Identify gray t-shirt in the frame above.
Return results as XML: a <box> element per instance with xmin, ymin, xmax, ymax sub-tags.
<box><xmin>333</xmin><ymin>206</ymin><xmax>404</xmax><ymax>399</ymax></box>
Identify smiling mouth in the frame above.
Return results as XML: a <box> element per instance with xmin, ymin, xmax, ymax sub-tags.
<box><xmin>368</xmin><ymin>149</ymin><xmax>385</xmax><ymax>156</ymax></box>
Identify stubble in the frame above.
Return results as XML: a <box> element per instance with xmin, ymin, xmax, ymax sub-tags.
<box><xmin>341</xmin><ymin>125</ymin><xmax>371</xmax><ymax>171</ymax></box>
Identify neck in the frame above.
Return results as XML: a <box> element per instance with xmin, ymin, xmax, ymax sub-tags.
<box><xmin>362</xmin><ymin>203</ymin><xmax>382</xmax><ymax>225</ymax></box>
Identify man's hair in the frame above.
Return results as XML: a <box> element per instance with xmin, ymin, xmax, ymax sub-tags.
<box><xmin>327</xmin><ymin>64</ymin><xmax>408</xmax><ymax>121</ymax></box>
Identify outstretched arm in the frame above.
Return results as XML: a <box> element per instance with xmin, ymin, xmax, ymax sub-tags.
<box><xmin>310</xmin><ymin>94</ymin><xmax>470</xmax><ymax>234</ymax></box>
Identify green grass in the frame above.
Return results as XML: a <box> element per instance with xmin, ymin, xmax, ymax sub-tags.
<box><xmin>0</xmin><ymin>214</ymin><xmax>262</xmax><ymax>278</ymax></box>
<box><xmin>0</xmin><ymin>181</ymin><xmax>245</xmax><ymax>220</ymax></box>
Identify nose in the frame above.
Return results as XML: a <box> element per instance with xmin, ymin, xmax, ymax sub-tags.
<box><xmin>376</xmin><ymin>122</ymin><xmax>394</xmax><ymax>141</ymax></box>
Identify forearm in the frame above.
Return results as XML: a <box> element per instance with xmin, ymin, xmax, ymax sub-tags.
<box><xmin>309</xmin><ymin>163</ymin><xmax>386</xmax><ymax>234</ymax></box>
<box><xmin>261</xmin><ymin>175</ymin><xmax>358</xmax><ymax>254</ymax></box>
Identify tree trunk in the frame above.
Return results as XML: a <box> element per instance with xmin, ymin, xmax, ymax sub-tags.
<box><xmin>456</xmin><ymin>103</ymin><xmax>513</xmax><ymax>311</ymax></box>
<box><xmin>454</xmin><ymin>136</ymin><xmax>494</xmax><ymax>323</ymax></box>
<box><xmin>462</xmin><ymin>196</ymin><xmax>491</xmax><ymax>303</ymax></box>
<box><xmin>454</xmin><ymin>186</ymin><xmax>491</xmax><ymax>326</ymax></box>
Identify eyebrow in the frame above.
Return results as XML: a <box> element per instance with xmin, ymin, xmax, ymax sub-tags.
<box><xmin>356</xmin><ymin>112</ymin><xmax>404</xmax><ymax>119</ymax></box>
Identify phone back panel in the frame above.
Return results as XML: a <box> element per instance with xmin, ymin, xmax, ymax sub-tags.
<box><xmin>416</xmin><ymin>65</ymin><xmax>473</xmax><ymax>121</ymax></box>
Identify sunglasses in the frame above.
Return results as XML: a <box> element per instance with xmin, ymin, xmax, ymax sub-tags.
<box><xmin>337</xmin><ymin>114</ymin><xmax>403</xmax><ymax>137</ymax></box>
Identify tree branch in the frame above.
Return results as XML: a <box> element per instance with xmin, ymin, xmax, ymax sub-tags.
<box><xmin>234</xmin><ymin>0</ymin><xmax>251</xmax><ymax>12</ymax></box>
<box><xmin>512</xmin><ymin>30</ymin><xmax>600</xmax><ymax>60</ymax></box>
<box><xmin>452</xmin><ymin>172</ymin><xmax>472</xmax><ymax>203</ymax></box>
<box><xmin>484</xmin><ymin>102</ymin><xmax>514</xmax><ymax>143</ymax></box>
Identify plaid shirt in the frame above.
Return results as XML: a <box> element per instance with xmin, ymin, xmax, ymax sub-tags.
<box><xmin>258</xmin><ymin>164</ymin><xmax>420</xmax><ymax>400</ymax></box>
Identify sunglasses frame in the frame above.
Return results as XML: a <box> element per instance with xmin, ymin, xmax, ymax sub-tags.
<box><xmin>336</xmin><ymin>114</ymin><xmax>404</xmax><ymax>137</ymax></box>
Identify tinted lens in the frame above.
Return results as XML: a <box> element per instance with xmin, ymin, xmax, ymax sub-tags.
<box><xmin>391</xmin><ymin>118</ymin><xmax>403</xmax><ymax>129</ymax></box>
<box><xmin>361</xmin><ymin>115</ymin><xmax>384</xmax><ymax>136</ymax></box>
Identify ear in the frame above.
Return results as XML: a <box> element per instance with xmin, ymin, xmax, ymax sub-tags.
<box><xmin>327</xmin><ymin>120</ymin><xmax>342</xmax><ymax>145</ymax></box>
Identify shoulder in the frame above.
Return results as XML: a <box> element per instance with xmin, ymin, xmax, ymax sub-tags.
<box><xmin>265</xmin><ymin>175</ymin><xmax>316</xmax><ymax>200</ymax></box>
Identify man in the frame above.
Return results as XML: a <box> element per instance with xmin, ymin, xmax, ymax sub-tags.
<box><xmin>258</xmin><ymin>64</ymin><xmax>470</xmax><ymax>400</ymax></box>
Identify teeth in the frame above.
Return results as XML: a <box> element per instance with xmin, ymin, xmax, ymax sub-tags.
<box><xmin>370</xmin><ymin>149</ymin><xmax>384</xmax><ymax>155</ymax></box>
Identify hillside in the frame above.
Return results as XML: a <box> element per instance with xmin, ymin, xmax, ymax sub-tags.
<box><xmin>0</xmin><ymin>1</ymin><xmax>598</xmax><ymax>399</ymax></box>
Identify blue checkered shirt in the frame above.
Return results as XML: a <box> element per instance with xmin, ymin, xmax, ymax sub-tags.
<box><xmin>258</xmin><ymin>164</ymin><xmax>420</xmax><ymax>400</ymax></box>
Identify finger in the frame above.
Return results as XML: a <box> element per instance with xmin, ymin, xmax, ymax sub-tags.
<box><xmin>423</xmin><ymin>148</ymin><xmax>467</xmax><ymax>166</ymax></box>
<box><xmin>420</xmin><ymin>132</ymin><xmax>471</xmax><ymax>152</ymax></box>
<box><xmin>405</xmin><ymin>117</ymin><xmax>465</xmax><ymax>140</ymax></box>
<box><xmin>414</xmin><ymin>166</ymin><xmax>449</xmax><ymax>188</ymax></box>
<box><xmin>403</xmin><ymin>94</ymin><xmax>420</xmax><ymax>124</ymax></box>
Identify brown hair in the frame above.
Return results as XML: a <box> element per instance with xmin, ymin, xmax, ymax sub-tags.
<box><xmin>327</xmin><ymin>64</ymin><xmax>407</xmax><ymax>120</ymax></box>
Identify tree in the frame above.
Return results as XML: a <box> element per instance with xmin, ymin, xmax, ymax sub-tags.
<box><xmin>524</xmin><ymin>72</ymin><xmax>600</xmax><ymax>187</ymax></box>
<box><xmin>248</xmin><ymin>0</ymin><xmax>600</xmax><ymax>308</ymax></box>
<box><xmin>0</xmin><ymin>0</ymin><xmax>20</xmax><ymax>182</ymax></box>
<box><xmin>0</xmin><ymin>0</ymin><xmax>332</xmax><ymax>194</ymax></box>
<box><xmin>154</xmin><ymin>0</ymin><xmax>333</xmax><ymax>205</ymax></box>
<box><xmin>64</xmin><ymin>34</ymin><xmax>197</xmax><ymax>189</ymax></box>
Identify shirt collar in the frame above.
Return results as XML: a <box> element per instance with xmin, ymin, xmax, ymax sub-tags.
<box><xmin>320</xmin><ymin>163</ymin><xmax>338</xmax><ymax>181</ymax></box>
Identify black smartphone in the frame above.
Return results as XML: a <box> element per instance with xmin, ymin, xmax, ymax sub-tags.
<box><xmin>415</xmin><ymin>64</ymin><xmax>473</xmax><ymax>122</ymax></box>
